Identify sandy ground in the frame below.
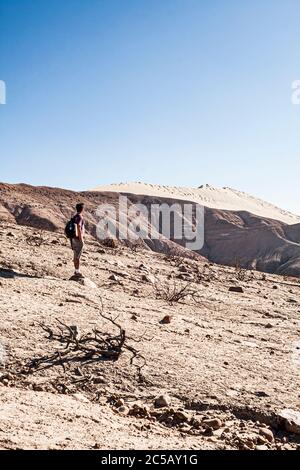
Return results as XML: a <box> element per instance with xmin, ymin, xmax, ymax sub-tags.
<box><xmin>92</xmin><ymin>182</ymin><xmax>300</xmax><ymax>225</ymax></box>
<box><xmin>1</xmin><ymin>222</ymin><xmax>300</xmax><ymax>450</ymax></box>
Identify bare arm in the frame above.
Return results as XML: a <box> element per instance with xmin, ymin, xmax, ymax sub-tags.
<box><xmin>77</xmin><ymin>224</ymin><xmax>83</xmax><ymax>242</ymax></box>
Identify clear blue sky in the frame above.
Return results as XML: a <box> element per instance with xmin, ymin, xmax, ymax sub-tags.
<box><xmin>1</xmin><ymin>0</ymin><xmax>300</xmax><ymax>213</ymax></box>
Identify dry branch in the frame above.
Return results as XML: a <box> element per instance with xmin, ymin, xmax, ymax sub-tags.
<box><xmin>21</xmin><ymin>300</ymin><xmax>147</xmax><ymax>382</ymax></box>
<box><xmin>154</xmin><ymin>280</ymin><xmax>200</xmax><ymax>304</ymax></box>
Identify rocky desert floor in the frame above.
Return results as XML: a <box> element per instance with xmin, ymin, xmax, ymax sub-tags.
<box><xmin>0</xmin><ymin>222</ymin><xmax>300</xmax><ymax>450</ymax></box>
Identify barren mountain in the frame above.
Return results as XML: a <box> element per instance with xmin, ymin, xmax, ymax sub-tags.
<box><xmin>1</xmin><ymin>182</ymin><xmax>300</xmax><ymax>278</ymax></box>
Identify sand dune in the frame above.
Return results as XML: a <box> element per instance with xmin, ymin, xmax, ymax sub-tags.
<box><xmin>92</xmin><ymin>182</ymin><xmax>300</xmax><ymax>225</ymax></box>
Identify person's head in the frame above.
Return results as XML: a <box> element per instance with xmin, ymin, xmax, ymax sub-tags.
<box><xmin>76</xmin><ymin>203</ymin><xmax>84</xmax><ymax>214</ymax></box>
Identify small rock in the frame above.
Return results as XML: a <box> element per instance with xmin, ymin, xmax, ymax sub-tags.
<box><xmin>278</xmin><ymin>409</ymin><xmax>300</xmax><ymax>435</ymax></box>
<box><xmin>160</xmin><ymin>315</ymin><xmax>171</xmax><ymax>324</ymax></box>
<box><xmin>32</xmin><ymin>383</ymin><xmax>44</xmax><ymax>392</ymax></box>
<box><xmin>255</xmin><ymin>444</ymin><xmax>269</xmax><ymax>451</ymax></box>
<box><xmin>177</xmin><ymin>273</ymin><xmax>194</xmax><ymax>280</ymax></box>
<box><xmin>243</xmin><ymin>438</ymin><xmax>256</xmax><ymax>450</ymax></box>
<box><xmin>129</xmin><ymin>404</ymin><xmax>150</xmax><ymax>418</ymax></box>
<box><xmin>154</xmin><ymin>395</ymin><xmax>171</xmax><ymax>408</ymax></box>
<box><xmin>178</xmin><ymin>265</ymin><xmax>188</xmax><ymax>273</ymax></box>
<box><xmin>102</xmin><ymin>238</ymin><xmax>118</xmax><ymax>249</ymax></box>
<box><xmin>254</xmin><ymin>391</ymin><xmax>269</xmax><ymax>397</ymax></box>
<box><xmin>259</xmin><ymin>427</ymin><xmax>274</xmax><ymax>443</ymax></box>
<box><xmin>118</xmin><ymin>406</ymin><xmax>129</xmax><ymax>415</ymax></box>
<box><xmin>191</xmin><ymin>417</ymin><xmax>202</xmax><ymax>429</ymax></box>
<box><xmin>202</xmin><ymin>418</ymin><xmax>223</xmax><ymax>430</ymax></box>
<box><xmin>257</xmin><ymin>435</ymin><xmax>268</xmax><ymax>445</ymax></box>
<box><xmin>108</xmin><ymin>274</ymin><xmax>119</xmax><ymax>282</ymax></box>
<box><xmin>141</xmin><ymin>274</ymin><xmax>155</xmax><ymax>284</ymax></box>
<box><xmin>116</xmin><ymin>398</ymin><xmax>125</xmax><ymax>407</ymax></box>
<box><xmin>93</xmin><ymin>376</ymin><xmax>106</xmax><ymax>384</ymax></box>
<box><xmin>139</xmin><ymin>263</ymin><xmax>149</xmax><ymax>272</ymax></box>
<box><xmin>179</xmin><ymin>423</ymin><xmax>191</xmax><ymax>433</ymax></box>
<box><xmin>202</xmin><ymin>427</ymin><xmax>214</xmax><ymax>436</ymax></box>
<box><xmin>229</xmin><ymin>286</ymin><xmax>244</xmax><ymax>293</ymax></box>
<box><xmin>174</xmin><ymin>411</ymin><xmax>190</xmax><ymax>423</ymax></box>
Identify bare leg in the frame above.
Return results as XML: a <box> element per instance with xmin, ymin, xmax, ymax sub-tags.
<box><xmin>74</xmin><ymin>256</ymin><xmax>80</xmax><ymax>271</ymax></box>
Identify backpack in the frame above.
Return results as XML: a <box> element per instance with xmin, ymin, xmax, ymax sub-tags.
<box><xmin>65</xmin><ymin>217</ymin><xmax>76</xmax><ymax>239</ymax></box>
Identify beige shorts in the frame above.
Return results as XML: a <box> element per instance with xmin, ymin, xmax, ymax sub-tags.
<box><xmin>71</xmin><ymin>239</ymin><xmax>84</xmax><ymax>260</ymax></box>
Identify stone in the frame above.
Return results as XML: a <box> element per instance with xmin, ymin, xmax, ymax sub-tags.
<box><xmin>93</xmin><ymin>376</ymin><xmax>106</xmax><ymax>384</ymax></box>
<box><xmin>160</xmin><ymin>315</ymin><xmax>171</xmax><ymax>324</ymax></box>
<box><xmin>141</xmin><ymin>274</ymin><xmax>155</xmax><ymax>284</ymax></box>
<box><xmin>116</xmin><ymin>398</ymin><xmax>125</xmax><ymax>407</ymax></box>
<box><xmin>174</xmin><ymin>411</ymin><xmax>190</xmax><ymax>423</ymax></box>
<box><xmin>243</xmin><ymin>438</ymin><xmax>256</xmax><ymax>450</ymax></box>
<box><xmin>139</xmin><ymin>263</ymin><xmax>149</xmax><ymax>272</ymax></box>
<box><xmin>229</xmin><ymin>286</ymin><xmax>244</xmax><ymax>293</ymax></box>
<box><xmin>102</xmin><ymin>238</ymin><xmax>118</xmax><ymax>249</ymax></box>
<box><xmin>154</xmin><ymin>395</ymin><xmax>170</xmax><ymax>408</ymax></box>
<box><xmin>179</xmin><ymin>423</ymin><xmax>191</xmax><ymax>432</ymax></box>
<box><xmin>129</xmin><ymin>404</ymin><xmax>150</xmax><ymax>418</ymax></box>
<box><xmin>108</xmin><ymin>274</ymin><xmax>119</xmax><ymax>282</ymax></box>
<box><xmin>118</xmin><ymin>406</ymin><xmax>129</xmax><ymax>415</ymax></box>
<box><xmin>259</xmin><ymin>427</ymin><xmax>274</xmax><ymax>443</ymax></box>
<box><xmin>256</xmin><ymin>434</ymin><xmax>267</xmax><ymax>444</ymax></box>
<box><xmin>255</xmin><ymin>444</ymin><xmax>269</xmax><ymax>451</ymax></box>
<box><xmin>202</xmin><ymin>418</ymin><xmax>223</xmax><ymax>430</ymax></box>
<box><xmin>191</xmin><ymin>417</ymin><xmax>202</xmax><ymax>429</ymax></box>
<box><xmin>178</xmin><ymin>265</ymin><xmax>188</xmax><ymax>273</ymax></box>
<box><xmin>278</xmin><ymin>409</ymin><xmax>300</xmax><ymax>435</ymax></box>
<box><xmin>177</xmin><ymin>273</ymin><xmax>194</xmax><ymax>280</ymax></box>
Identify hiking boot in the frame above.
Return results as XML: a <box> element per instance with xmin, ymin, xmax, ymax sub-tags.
<box><xmin>74</xmin><ymin>272</ymin><xmax>85</xmax><ymax>278</ymax></box>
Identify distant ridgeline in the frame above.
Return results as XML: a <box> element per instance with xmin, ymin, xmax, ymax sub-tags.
<box><xmin>1</xmin><ymin>182</ymin><xmax>300</xmax><ymax>278</ymax></box>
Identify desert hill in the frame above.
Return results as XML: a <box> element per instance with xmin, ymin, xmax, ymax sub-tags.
<box><xmin>92</xmin><ymin>182</ymin><xmax>300</xmax><ymax>225</ymax></box>
<box><xmin>1</xmin><ymin>182</ymin><xmax>300</xmax><ymax>278</ymax></box>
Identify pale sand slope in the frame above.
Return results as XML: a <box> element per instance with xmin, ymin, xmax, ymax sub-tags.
<box><xmin>92</xmin><ymin>183</ymin><xmax>300</xmax><ymax>225</ymax></box>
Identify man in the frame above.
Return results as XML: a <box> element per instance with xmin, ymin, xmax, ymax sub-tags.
<box><xmin>71</xmin><ymin>203</ymin><xmax>85</xmax><ymax>277</ymax></box>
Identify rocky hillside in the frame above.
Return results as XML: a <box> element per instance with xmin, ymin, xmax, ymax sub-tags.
<box><xmin>1</xmin><ymin>182</ymin><xmax>300</xmax><ymax>277</ymax></box>
<box><xmin>0</xmin><ymin>221</ymin><xmax>300</xmax><ymax>449</ymax></box>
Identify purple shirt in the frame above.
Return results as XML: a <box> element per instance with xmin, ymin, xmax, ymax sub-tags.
<box><xmin>73</xmin><ymin>213</ymin><xmax>85</xmax><ymax>238</ymax></box>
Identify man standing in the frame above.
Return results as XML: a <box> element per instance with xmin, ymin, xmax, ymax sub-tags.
<box><xmin>71</xmin><ymin>203</ymin><xmax>85</xmax><ymax>277</ymax></box>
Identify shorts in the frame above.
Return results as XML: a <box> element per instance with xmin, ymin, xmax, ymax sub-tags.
<box><xmin>71</xmin><ymin>238</ymin><xmax>84</xmax><ymax>260</ymax></box>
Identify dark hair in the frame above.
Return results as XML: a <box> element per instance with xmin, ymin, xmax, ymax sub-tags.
<box><xmin>76</xmin><ymin>203</ymin><xmax>84</xmax><ymax>213</ymax></box>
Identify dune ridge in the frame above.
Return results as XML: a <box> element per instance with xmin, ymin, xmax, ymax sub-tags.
<box><xmin>92</xmin><ymin>182</ymin><xmax>300</xmax><ymax>225</ymax></box>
